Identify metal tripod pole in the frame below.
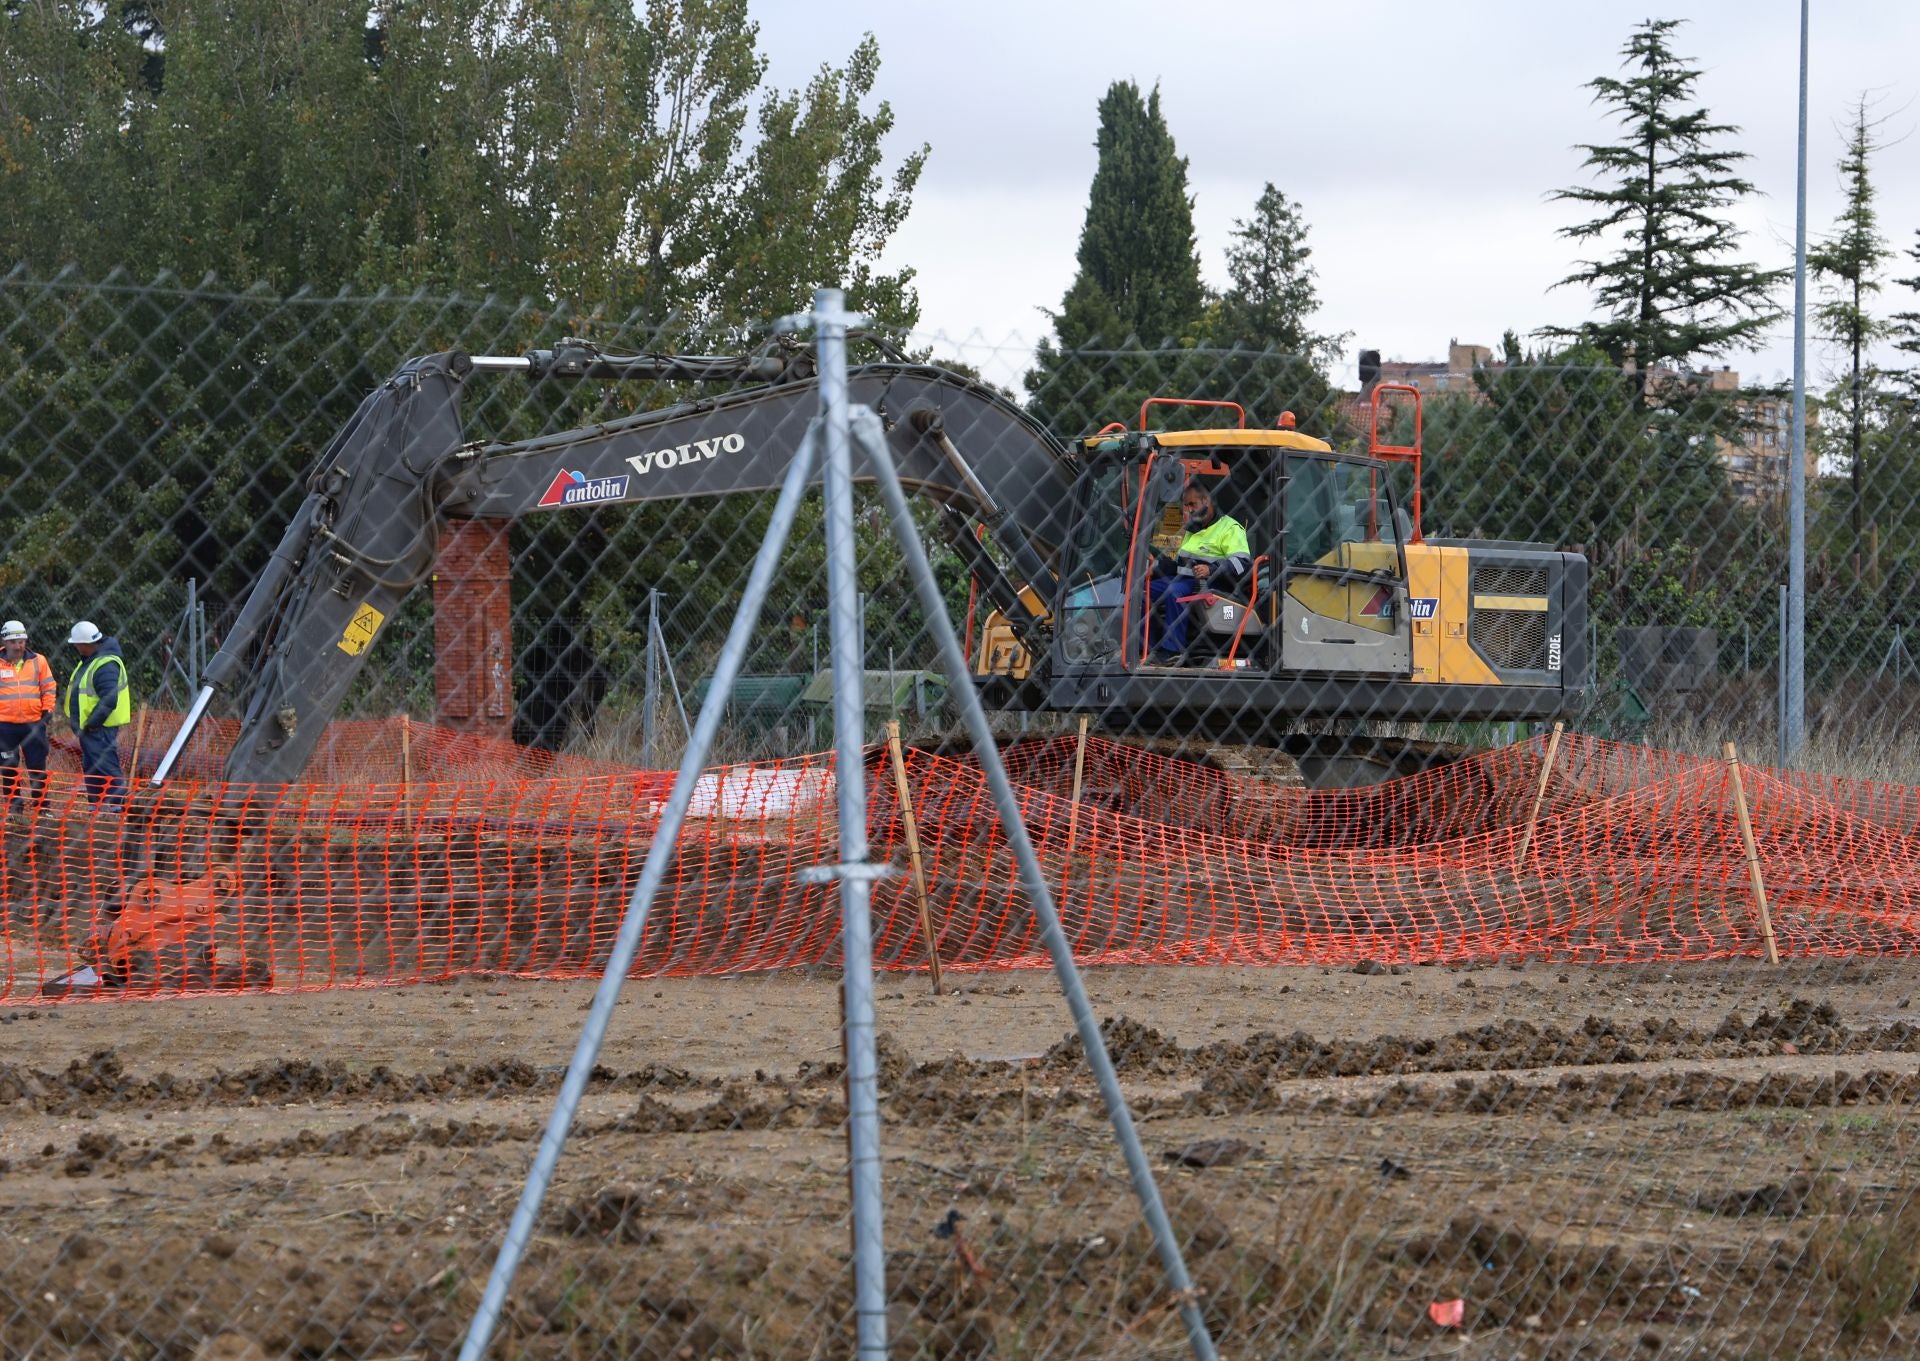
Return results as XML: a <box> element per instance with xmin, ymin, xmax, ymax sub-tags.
<box><xmin>851</xmin><ymin>405</ymin><xmax>1220</xmax><ymax>1361</ymax></box>
<box><xmin>456</xmin><ymin>420</ymin><xmax>822</xmax><ymax>1361</ymax></box>
<box><xmin>809</xmin><ymin>287</ymin><xmax>890</xmax><ymax>1360</ymax></box>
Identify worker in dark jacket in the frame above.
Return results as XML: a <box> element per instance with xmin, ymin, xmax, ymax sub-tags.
<box><xmin>64</xmin><ymin>621</ymin><xmax>130</xmax><ymax>812</ymax></box>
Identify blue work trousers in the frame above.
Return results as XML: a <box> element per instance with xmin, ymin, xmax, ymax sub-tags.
<box><xmin>0</xmin><ymin>718</ymin><xmax>49</xmax><ymax>808</ymax></box>
<box><xmin>78</xmin><ymin>725</ymin><xmax>126</xmax><ymax>812</ymax></box>
<box><xmin>1148</xmin><ymin>574</ymin><xmax>1203</xmax><ymax>654</ymax></box>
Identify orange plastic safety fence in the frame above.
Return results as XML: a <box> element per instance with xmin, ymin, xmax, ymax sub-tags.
<box><xmin>872</xmin><ymin>733</ymin><xmax>1920</xmax><ymax>967</ymax></box>
<box><xmin>96</xmin><ymin>710</ymin><xmax>641</xmax><ymax>787</ymax></box>
<box><xmin>6</xmin><ymin>729</ymin><xmax>1920</xmax><ymax>1004</ymax></box>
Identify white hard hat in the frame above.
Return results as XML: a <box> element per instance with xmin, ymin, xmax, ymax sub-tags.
<box><xmin>0</xmin><ymin>620</ymin><xmax>25</xmax><ymax>641</ymax></box>
<box><xmin>67</xmin><ymin>620</ymin><xmax>103</xmax><ymax>645</ymax></box>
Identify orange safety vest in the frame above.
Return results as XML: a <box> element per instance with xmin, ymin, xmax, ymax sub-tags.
<box><xmin>0</xmin><ymin>650</ymin><xmax>55</xmax><ymax>724</ymax></box>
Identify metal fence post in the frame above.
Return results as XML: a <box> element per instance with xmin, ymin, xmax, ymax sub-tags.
<box><xmin>655</xmin><ymin>606</ymin><xmax>691</xmax><ymax>739</ymax></box>
<box><xmin>643</xmin><ymin>588</ymin><xmax>660</xmax><ymax>768</ymax></box>
<box><xmin>1778</xmin><ymin>583</ymin><xmax>1788</xmax><ymax>768</ymax></box>
<box><xmin>185</xmin><ymin>577</ymin><xmax>199</xmax><ymax>691</ymax></box>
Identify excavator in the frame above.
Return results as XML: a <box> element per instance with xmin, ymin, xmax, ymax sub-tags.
<box><xmin>48</xmin><ymin>338</ymin><xmax>1585</xmax><ymax>997</ymax></box>
<box><xmin>145</xmin><ymin>336</ymin><xmax>1588</xmax><ymax>792</ymax></box>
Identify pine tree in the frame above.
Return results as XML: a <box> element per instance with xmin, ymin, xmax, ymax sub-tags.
<box><xmin>1808</xmin><ymin>97</ymin><xmax>1893</xmax><ymax>562</ymax></box>
<box><xmin>1025</xmin><ymin>81</ymin><xmax>1206</xmax><ymax>435</ymax></box>
<box><xmin>1200</xmin><ymin>183</ymin><xmax>1348</xmax><ymax>432</ymax></box>
<box><xmin>1546</xmin><ymin>18</ymin><xmax>1784</xmax><ymax>405</ymax></box>
<box><xmin>1212</xmin><ymin>184</ymin><xmax>1344</xmax><ymax>366</ymax></box>
<box><xmin>1891</xmin><ymin>229</ymin><xmax>1920</xmax><ymax>396</ymax></box>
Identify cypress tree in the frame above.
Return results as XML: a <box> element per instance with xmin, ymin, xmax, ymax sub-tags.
<box><xmin>1026</xmin><ymin>81</ymin><xmax>1206</xmax><ymax>434</ymax></box>
<box><xmin>1546</xmin><ymin>18</ymin><xmax>1784</xmax><ymax>405</ymax></box>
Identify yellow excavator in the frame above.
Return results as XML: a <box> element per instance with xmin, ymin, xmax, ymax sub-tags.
<box><xmin>970</xmin><ymin>385</ymin><xmax>1584</xmax><ymax>762</ymax></box>
<box><xmin>150</xmin><ymin>343</ymin><xmax>1587</xmax><ymax>789</ymax></box>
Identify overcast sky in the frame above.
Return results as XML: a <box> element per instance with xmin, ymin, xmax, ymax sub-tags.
<box><xmin>755</xmin><ymin>1</ymin><xmax>1920</xmax><ymax>391</ymax></box>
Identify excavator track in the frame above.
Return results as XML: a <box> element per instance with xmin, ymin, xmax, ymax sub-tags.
<box><xmin>897</xmin><ymin>725</ymin><xmax>1478</xmax><ymax>792</ymax></box>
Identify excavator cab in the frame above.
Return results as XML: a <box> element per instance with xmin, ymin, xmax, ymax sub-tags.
<box><xmin>1037</xmin><ymin>388</ymin><xmax>1588</xmax><ymax>739</ymax></box>
<box><xmin>1052</xmin><ymin>399</ymin><xmax>1415</xmax><ymax>685</ymax></box>
<box><xmin>1276</xmin><ymin>452</ymin><xmax>1414</xmax><ymax>675</ymax></box>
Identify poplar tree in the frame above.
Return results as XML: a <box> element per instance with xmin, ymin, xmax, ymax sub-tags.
<box><xmin>0</xmin><ymin>0</ymin><xmax>928</xmax><ymax>729</ymax></box>
<box><xmin>1808</xmin><ymin>98</ymin><xmax>1893</xmax><ymax>558</ymax></box>
<box><xmin>1546</xmin><ymin>18</ymin><xmax>1784</xmax><ymax>405</ymax></box>
<box><xmin>1026</xmin><ymin>81</ymin><xmax>1207</xmax><ymax>434</ymax></box>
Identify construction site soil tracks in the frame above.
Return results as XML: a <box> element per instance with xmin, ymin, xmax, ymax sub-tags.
<box><xmin>3</xmin><ymin>962</ymin><xmax>1919</xmax><ymax>1359</ymax></box>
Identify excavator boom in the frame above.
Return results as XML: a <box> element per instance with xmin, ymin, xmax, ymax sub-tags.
<box><xmin>162</xmin><ymin>348</ymin><xmax>1078</xmax><ymax>786</ymax></box>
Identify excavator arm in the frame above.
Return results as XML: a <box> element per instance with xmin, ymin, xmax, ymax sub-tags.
<box><xmin>156</xmin><ymin>344</ymin><xmax>1079</xmax><ymax>786</ymax></box>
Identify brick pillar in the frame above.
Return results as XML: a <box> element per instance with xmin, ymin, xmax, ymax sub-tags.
<box><xmin>433</xmin><ymin>518</ymin><xmax>513</xmax><ymax>740</ymax></box>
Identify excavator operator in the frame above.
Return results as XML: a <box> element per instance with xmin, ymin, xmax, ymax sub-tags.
<box><xmin>1147</xmin><ymin>484</ymin><xmax>1250</xmax><ymax>663</ymax></box>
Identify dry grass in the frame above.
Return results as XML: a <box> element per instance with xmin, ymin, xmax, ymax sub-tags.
<box><xmin>1807</xmin><ymin>1189</ymin><xmax>1920</xmax><ymax>1334</ymax></box>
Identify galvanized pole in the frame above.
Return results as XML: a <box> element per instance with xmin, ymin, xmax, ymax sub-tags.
<box><xmin>656</xmin><ymin>613</ymin><xmax>691</xmax><ymax>739</ymax></box>
<box><xmin>1778</xmin><ymin>583</ymin><xmax>1788</xmax><ymax>768</ymax></box>
<box><xmin>186</xmin><ymin>578</ymin><xmax>199</xmax><ymax>691</ymax></box>
<box><xmin>642</xmin><ymin>590</ymin><xmax>660</xmax><ymax>768</ymax></box>
<box><xmin>852</xmin><ymin>405</ymin><xmax>1220</xmax><ymax>1361</ymax></box>
<box><xmin>811</xmin><ymin>288</ymin><xmax>890</xmax><ymax>1361</ymax></box>
<box><xmin>1787</xmin><ymin>0</ymin><xmax>1809</xmax><ymax>759</ymax></box>
<box><xmin>456</xmin><ymin>422</ymin><xmax>823</xmax><ymax>1361</ymax></box>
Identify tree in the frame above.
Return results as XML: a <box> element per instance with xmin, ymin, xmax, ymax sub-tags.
<box><xmin>0</xmin><ymin>0</ymin><xmax>923</xmax><ymax>327</ymax></box>
<box><xmin>0</xmin><ymin>3</ymin><xmax>155</xmax><ymax>269</ymax></box>
<box><xmin>1890</xmin><ymin>229</ymin><xmax>1920</xmax><ymax>397</ymax></box>
<box><xmin>1546</xmin><ymin>18</ymin><xmax>1784</xmax><ymax>405</ymax></box>
<box><xmin>1808</xmin><ymin>97</ymin><xmax>1894</xmax><ymax>566</ymax></box>
<box><xmin>1026</xmin><ymin>81</ymin><xmax>1207</xmax><ymax>435</ymax></box>
<box><xmin>1198</xmin><ymin>182</ymin><xmax>1348</xmax><ymax>433</ymax></box>
<box><xmin>0</xmin><ymin>0</ymin><xmax>930</xmax><ymax>740</ymax></box>
<box><xmin>704</xmin><ymin>33</ymin><xmax>925</xmax><ymax>335</ymax></box>
<box><xmin>1210</xmin><ymin>183</ymin><xmax>1344</xmax><ymax>366</ymax></box>
<box><xmin>1412</xmin><ymin>340</ymin><xmax>1744</xmax><ymax>579</ymax></box>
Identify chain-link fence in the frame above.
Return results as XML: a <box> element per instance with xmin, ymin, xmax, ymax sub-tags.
<box><xmin>4</xmin><ymin>268</ymin><xmax>1920</xmax><ymax>1359</ymax></box>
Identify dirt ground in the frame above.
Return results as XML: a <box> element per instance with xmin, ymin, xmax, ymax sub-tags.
<box><xmin>4</xmin><ymin>959</ymin><xmax>1920</xmax><ymax>1359</ymax></box>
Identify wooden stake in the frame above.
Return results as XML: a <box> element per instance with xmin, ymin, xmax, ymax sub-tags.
<box><xmin>399</xmin><ymin>713</ymin><xmax>414</xmax><ymax>818</ymax></box>
<box><xmin>1513</xmin><ymin>720</ymin><xmax>1565</xmax><ymax>871</ymax></box>
<box><xmin>1066</xmin><ymin>715</ymin><xmax>1090</xmax><ymax>857</ymax></box>
<box><xmin>885</xmin><ymin>720</ymin><xmax>944</xmax><ymax>995</ymax></box>
<box><xmin>1723</xmin><ymin>742</ymin><xmax>1780</xmax><ymax>965</ymax></box>
<box><xmin>129</xmin><ymin>707</ymin><xmax>149</xmax><ymax>784</ymax></box>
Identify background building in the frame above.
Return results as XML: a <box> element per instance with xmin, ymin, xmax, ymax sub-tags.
<box><xmin>1345</xmin><ymin>342</ymin><xmax>1818</xmax><ymax>504</ymax></box>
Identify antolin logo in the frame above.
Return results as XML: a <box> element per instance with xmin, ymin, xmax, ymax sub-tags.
<box><xmin>625</xmin><ymin>431</ymin><xmax>746</xmax><ymax>476</ymax></box>
<box><xmin>537</xmin><ymin>469</ymin><xmax>631</xmax><ymax>508</ymax></box>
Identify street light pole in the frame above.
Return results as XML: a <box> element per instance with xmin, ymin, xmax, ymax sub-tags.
<box><xmin>1786</xmin><ymin>0</ymin><xmax>1809</xmax><ymax>760</ymax></box>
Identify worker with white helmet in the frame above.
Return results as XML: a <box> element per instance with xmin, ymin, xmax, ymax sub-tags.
<box><xmin>0</xmin><ymin>619</ymin><xmax>57</xmax><ymax>812</ymax></box>
<box><xmin>63</xmin><ymin>620</ymin><xmax>130</xmax><ymax>812</ymax></box>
